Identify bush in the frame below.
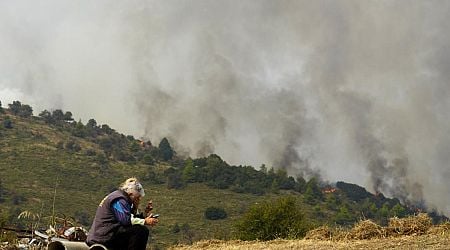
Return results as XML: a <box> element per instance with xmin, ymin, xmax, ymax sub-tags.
<box><xmin>204</xmin><ymin>207</ymin><xmax>227</xmax><ymax>220</ymax></box>
<box><xmin>142</xmin><ymin>154</ymin><xmax>154</xmax><ymax>165</ymax></box>
<box><xmin>167</xmin><ymin>173</ymin><xmax>185</xmax><ymax>189</ymax></box>
<box><xmin>3</xmin><ymin>117</ymin><xmax>13</xmax><ymax>129</ymax></box>
<box><xmin>171</xmin><ymin>223</ymin><xmax>181</xmax><ymax>233</ymax></box>
<box><xmin>65</xmin><ymin>140</ymin><xmax>81</xmax><ymax>152</ymax></box>
<box><xmin>235</xmin><ymin>196</ymin><xmax>310</xmax><ymax>240</ymax></box>
<box><xmin>12</xmin><ymin>194</ymin><xmax>27</xmax><ymax>205</ymax></box>
<box><xmin>85</xmin><ymin>148</ymin><xmax>97</xmax><ymax>156</ymax></box>
<box><xmin>56</xmin><ymin>141</ymin><xmax>64</xmax><ymax>149</ymax></box>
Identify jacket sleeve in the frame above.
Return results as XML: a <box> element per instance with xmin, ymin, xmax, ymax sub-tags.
<box><xmin>131</xmin><ymin>214</ymin><xmax>145</xmax><ymax>225</ymax></box>
<box><xmin>111</xmin><ymin>198</ymin><xmax>132</xmax><ymax>226</ymax></box>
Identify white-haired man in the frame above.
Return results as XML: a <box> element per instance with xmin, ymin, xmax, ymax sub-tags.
<box><xmin>86</xmin><ymin>178</ymin><xmax>158</xmax><ymax>250</ymax></box>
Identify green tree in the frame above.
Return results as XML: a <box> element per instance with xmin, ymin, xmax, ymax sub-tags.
<box><xmin>63</xmin><ymin>111</ymin><xmax>74</xmax><ymax>121</ymax></box>
<box><xmin>8</xmin><ymin>101</ymin><xmax>22</xmax><ymax>115</ymax></box>
<box><xmin>303</xmin><ymin>178</ymin><xmax>322</xmax><ymax>204</ymax></box>
<box><xmin>52</xmin><ymin>109</ymin><xmax>65</xmax><ymax>121</ymax></box>
<box><xmin>204</xmin><ymin>155</ymin><xmax>234</xmax><ymax>189</ymax></box>
<box><xmin>361</xmin><ymin>198</ymin><xmax>377</xmax><ymax>218</ymax></box>
<box><xmin>324</xmin><ymin>193</ymin><xmax>340</xmax><ymax>211</ymax></box>
<box><xmin>334</xmin><ymin>205</ymin><xmax>355</xmax><ymax>225</ymax></box>
<box><xmin>0</xmin><ymin>100</ymin><xmax>4</xmax><ymax>114</ymax></box>
<box><xmin>19</xmin><ymin>104</ymin><xmax>33</xmax><ymax>117</ymax></box>
<box><xmin>129</xmin><ymin>141</ymin><xmax>141</xmax><ymax>152</ymax></box>
<box><xmin>142</xmin><ymin>154</ymin><xmax>154</xmax><ymax>165</ymax></box>
<box><xmin>39</xmin><ymin>110</ymin><xmax>53</xmax><ymax>123</ymax></box>
<box><xmin>391</xmin><ymin>203</ymin><xmax>407</xmax><ymax>218</ymax></box>
<box><xmin>86</xmin><ymin>119</ymin><xmax>97</xmax><ymax>128</ymax></box>
<box><xmin>159</xmin><ymin>137</ymin><xmax>174</xmax><ymax>161</ymax></box>
<box><xmin>377</xmin><ymin>203</ymin><xmax>391</xmax><ymax>225</ymax></box>
<box><xmin>259</xmin><ymin>164</ymin><xmax>267</xmax><ymax>174</ymax></box>
<box><xmin>7</xmin><ymin>101</ymin><xmax>32</xmax><ymax>117</ymax></box>
<box><xmin>270</xmin><ymin>179</ymin><xmax>280</xmax><ymax>194</ymax></box>
<box><xmin>235</xmin><ymin>196</ymin><xmax>309</xmax><ymax>240</ymax></box>
<box><xmin>72</xmin><ymin>120</ymin><xmax>87</xmax><ymax>138</ymax></box>
<box><xmin>296</xmin><ymin>176</ymin><xmax>307</xmax><ymax>193</ymax></box>
<box><xmin>275</xmin><ymin>169</ymin><xmax>296</xmax><ymax>190</ymax></box>
<box><xmin>101</xmin><ymin>124</ymin><xmax>114</xmax><ymax>134</ymax></box>
<box><xmin>182</xmin><ymin>158</ymin><xmax>198</xmax><ymax>183</ymax></box>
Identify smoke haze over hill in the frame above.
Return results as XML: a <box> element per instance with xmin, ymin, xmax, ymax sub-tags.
<box><xmin>1</xmin><ymin>1</ymin><xmax>449</xmax><ymax>215</ymax></box>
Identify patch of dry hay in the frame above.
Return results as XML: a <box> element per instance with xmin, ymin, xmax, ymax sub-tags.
<box><xmin>348</xmin><ymin>220</ymin><xmax>385</xmax><ymax>240</ymax></box>
<box><xmin>171</xmin><ymin>214</ymin><xmax>450</xmax><ymax>249</ymax></box>
<box><xmin>304</xmin><ymin>226</ymin><xmax>332</xmax><ymax>240</ymax></box>
<box><xmin>387</xmin><ymin>213</ymin><xmax>432</xmax><ymax>236</ymax></box>
<box><xmin>427</xmin><ymin>222</ymin><xmax>450</xmax><ymax>235</ymax></box>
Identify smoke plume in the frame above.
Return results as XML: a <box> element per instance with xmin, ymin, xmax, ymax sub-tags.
<box><xmin>1</xmin><ymin>1</ymin><xmax>449</xmax><ymax>215</ymax></box>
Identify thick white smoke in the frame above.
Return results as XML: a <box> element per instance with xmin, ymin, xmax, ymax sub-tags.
<box><xmin>1</xmin><ymin>1</ymin><xmax>449</xmax><ymax>215</ymax></box>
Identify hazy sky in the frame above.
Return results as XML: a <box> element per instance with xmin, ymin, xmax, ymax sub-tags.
<box><xmin>1</xmin><ymin>1</ymin><xmax>449</xmax><ymax>215</ymax></box>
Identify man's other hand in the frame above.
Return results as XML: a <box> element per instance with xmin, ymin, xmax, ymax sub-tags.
<box><xmin>144</xmin><ymin>215</ymin><xmax>158</xmax><ymax>226</ymax></box>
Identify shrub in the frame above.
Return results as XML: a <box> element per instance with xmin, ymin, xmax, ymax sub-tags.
<box><xmin>3</xmin><ymin>117</ymin><xmax>13</xmax><ymax>129</ymax></box>
<box><xmin>85</xmin><ymin>148</ymin><xmax>97</xmax><ymax>156</ymax></box>
<box><xmin>65</xmin><ymin>140</ymin><xmax>81</xmax><ymax>152</ymax></box>
<box><xmin>142</xmin><ymin>154</ymin><xmax>154</xmax><ymax>165</ymax></box>
<box><xmin>235</xmin><ymin>196</ymin><xmax>310</xmax><ymax>240</ymax></box>
<box><xmin>12</xmin><ymin>194</ymin><xmax>27</xmax><ymax>205</ymax></box>
<box><xmin>204</xmin><ymin>207</ymin><xmax>227</xmax><ymax>220</ymax></box>
<box><xmin>167</xmin><ymin>173</ymin><xmax>185</xmax><ymax>189</ymax></box>
<box><xmin>56</xmin><ymin>141</ymin><xmax>64</xmax><ymax>149</ymax></box>
<box><xmin>171</xmin><ymin>223</ymin><xmax>180</xmax><ymax>233</ymax></box>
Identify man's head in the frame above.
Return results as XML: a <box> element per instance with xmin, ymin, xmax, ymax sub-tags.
<box><xmin>119</xmin><ymin>177</ymin><xmax>145</xmax><ymax>202</ymax></box>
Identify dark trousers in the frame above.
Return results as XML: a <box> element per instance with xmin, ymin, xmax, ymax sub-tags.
<box><xmin>105</xmin><ymin>225</ymin><xmax>149</xmax><ymax>250</ymax></box>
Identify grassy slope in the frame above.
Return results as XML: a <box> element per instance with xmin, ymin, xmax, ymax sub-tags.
<box><xmin>0</xmin><ymin>114</ymin><xmax>317</xmax><ymax>248</ymax></box>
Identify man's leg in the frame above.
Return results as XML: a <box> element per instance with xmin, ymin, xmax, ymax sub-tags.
<box><xmin>113</xmin><ymin>225</ymin><xmax>149</xmax><ymax>250</ymax></box>
<box><xmin>127</xmin><ymin>225</ymin><xmax>149</xmax><ymax>249</ymax></box>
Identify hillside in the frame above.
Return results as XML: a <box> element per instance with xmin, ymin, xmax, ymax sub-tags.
<box><xmin>0</xmin><ymin>101</ymin><xmax>447</xmax><ymax>249</ymax></box>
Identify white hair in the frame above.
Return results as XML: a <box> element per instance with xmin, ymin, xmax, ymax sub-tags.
<box><xmin>119</xmin><ymin>177</ymin><xmax>145</xmax><ymax>197</ymax></box>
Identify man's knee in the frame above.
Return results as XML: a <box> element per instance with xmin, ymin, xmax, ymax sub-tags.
<box><xmin>132</xmin><ymin>224</ymin><xmax>149</xmax><ymax>238</ymax></box>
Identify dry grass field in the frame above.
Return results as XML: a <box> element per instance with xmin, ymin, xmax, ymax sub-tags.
<box><xmin>171</xmin><ymin>214</ymin><xmax>450</xmax><ymax>250</ymax></box>
<box><xmin>172</xmin><ymin>232</ymin><xmax>450</xmax><ymax>250</ymax></box>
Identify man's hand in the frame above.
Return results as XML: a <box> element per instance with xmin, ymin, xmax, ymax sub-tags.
<box><xmin>144</xmin><ymin>214</ymin><xmax>158</xmax><ymax>226</ymax></box>
<box><xmin>145</xmin><ymin>200</ymin><xmax>153</xmax><ymax>217</ymax></box>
